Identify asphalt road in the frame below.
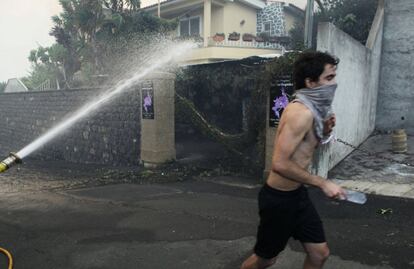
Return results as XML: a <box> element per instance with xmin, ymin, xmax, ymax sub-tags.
<box><xmin>0</xmin><ymin>176</ymin><xmax>413</xmax><ymax>269</ymax></box>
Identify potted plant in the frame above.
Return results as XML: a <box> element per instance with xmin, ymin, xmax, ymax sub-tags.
<box><xmin>191</xmin><ymin>35</ymin><xmax>204</xmax><ymax>43</ymax></box>
<box><xmin>242</xmin><ymin>33</ymin><xmax>255</xmax><ymax>42</ymax></box>
<box><xmin>269</xmin><ymin>36</ymin><xmax>278</xmax><ymax>43</ymax></box>
<box><xmin>256</xmin><ymin>32</ymin><xmax>270</xmax><ymax>42</ymax></box>
<box><xmin>278</xmin><ymin>36</ymin><xmax>291</xmax><ymax>45</ymax></box>
<box><xmin>213</xmin><ymin>33</ymin><xmax>225</xmax><ymax>42</ymax></box>
<box><xmin>228</xmin><ymin>32</ymin><xmax>240</xmax><ymax>41</ymax></box>
<box><xmin>255</xmin><ymin>36</ymin><xmax>264</xmax><ymax>42</ymax></box>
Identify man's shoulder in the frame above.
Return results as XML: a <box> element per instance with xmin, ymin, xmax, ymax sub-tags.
<box><xmin>278</xmin><ymin>102</ymin><xmax>315</xmax><ymax>137</ymax></box>
<box><xmin>284</xmin><ymin>102</ymin><xmax>313</xmax><ymax>120</ymax></box>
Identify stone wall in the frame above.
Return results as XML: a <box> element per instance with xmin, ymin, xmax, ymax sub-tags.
<box><xmin>257</xmin><ymin>2</ymin><xmax>286</xmax><ymax>36</ymax></box>
<box><xmin>0</xmin><ymin>87</ymin><xmax>141</xmax><ymax>165</ymax></box>
<box><xmin>376</xmin><ymin>0</ymin><xmax>414</xmax><ymax>134</ymax></box>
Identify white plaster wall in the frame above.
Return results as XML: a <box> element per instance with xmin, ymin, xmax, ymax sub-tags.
<box><xmin>313</xmin><ymin>20</ymin><xmax>384</xmax><ymax>177</ymax></box>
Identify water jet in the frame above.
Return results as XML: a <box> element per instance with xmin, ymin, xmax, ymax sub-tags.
<box><xmin>0</xmin><ymin>41</ymin><xmax>196</xmax><ymax>171</ymax></box>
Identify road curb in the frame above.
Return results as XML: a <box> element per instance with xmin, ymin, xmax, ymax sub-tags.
<box><xmin>335</xmin><ymin>179</ymin><xmax>414</xmax><ymax>199</ymax></box>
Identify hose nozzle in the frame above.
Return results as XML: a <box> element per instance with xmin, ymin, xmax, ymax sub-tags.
<box><xmin>0</xmin><ymin>152</ymin><xmax>22</xmax><ymax>173</ymax></box>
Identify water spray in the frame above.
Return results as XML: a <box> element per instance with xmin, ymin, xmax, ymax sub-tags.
<box><xmin>0</xmin><ymin>152</ymin><xmax>22</xmax><ymax>173</ymax></box>
<box><xmin>0</xmin><ymin>41</ymin><xmax>195</xmax><ymax>174</ymax></box>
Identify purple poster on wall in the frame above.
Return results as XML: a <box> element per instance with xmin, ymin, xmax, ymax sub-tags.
<box><xmin>269</xmin><ymin>77</ymin><xmax>293</xmax><ymax>127</ymax></box>
<box><xmin>142</xmin><ymin>81</ymin><xmax>154</xmax><ymax>120</ymax></box>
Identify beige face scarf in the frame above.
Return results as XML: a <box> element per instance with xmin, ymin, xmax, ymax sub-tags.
<box><xmin>293</xmin><ymin>83</ymin><xmax>338</xmax><ymax>141</ymax></box>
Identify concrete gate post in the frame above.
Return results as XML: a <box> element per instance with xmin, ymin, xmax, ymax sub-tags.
<box><xmin>264</xmin><ymin>89</ymin><xmax>276</xmax><ymax>180</ymax></box>
<box><xmin>263</xmin><ymin>78</ymin><xmax>295</xmax><ymax>180</ymax></box>
<box><xmin>140</xmin><ymin>72</ymin><xmax>176</xmax><ymax>167</ymax></box>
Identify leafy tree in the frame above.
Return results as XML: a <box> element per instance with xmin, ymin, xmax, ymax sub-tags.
<box><xmin>50</xmin><ymin>0</ymin><xmax>108</xmax><ymax>75</ymax></box>
<box><xmin>45</xmin><ymin>0</ymin><xmax>177</xmax><ymax>87</ymax></box>
<box><xmin>289</xmin><ymin>0</ymin><xmax>378</xmax><ymax>49</ymax></box>
<box><xmin>24</xmin><ymin>44</ymin><xmax>68</xmax><ymax>89</ymax></box>
<box><xmin>103</xmin><ymin>0</ymin><xmax>140</xmax><ymax>13</ymax></box>
<box><xmin>94</xmin><ymin>11</ymin><xmax>178</xmax><ymax>79</ymax></box>
<box><xmin>26</xmin><ymin>0</ymin><xmax>178</xmax><ymax>88</ymax></box>
<box><xmin>318</xmin><ymin>0</ymin><xmax>378</xmax><ymax>44</ymax></box>
<box><xmin>21</xmin><ymin>65</ymin><xmax>59</xmax><ymax>90</ymax></box>
<box><xmin>289</xmin><ymin>21</ymin><xmax>305</xmax><ymax>51</ymax></box>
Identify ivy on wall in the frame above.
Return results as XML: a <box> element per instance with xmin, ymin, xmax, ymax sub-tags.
<box><xmin>175</xmin><ymin>52</ymin><xmax>299</xmax><ymax>171</ymax></box>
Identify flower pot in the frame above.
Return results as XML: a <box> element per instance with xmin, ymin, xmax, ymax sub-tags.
<box><xmin>228</xmin><ymin>32</ymin><xmax>240</xmax><ymax>41</ymax></box>
<box><xmin>213</xmin><ymin>34</ymin><xmax>225</xmax><ymax>42</ymax></box>
<box><xmin>255</xmin><ymin>36</ymin><xmax>264</xmax><ymax>42</ymax></box>
<box><xmin>242</xmin><ymin>34</ymin><xmax>255</xmax><ymax>42</ymax></box>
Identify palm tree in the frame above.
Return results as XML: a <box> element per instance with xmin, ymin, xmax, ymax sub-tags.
<box><xmin>103</xmin><ymin>0</ymin><xmax>140</xmax><ymax>13</ymax></box>
<box><xmin>50</xmin><ymin>0</ymin><xmax>123</xmax><ymax>79</ymax></box>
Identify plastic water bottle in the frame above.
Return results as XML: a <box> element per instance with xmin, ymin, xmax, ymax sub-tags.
<box><xmin>344</xmin><ymin>189</ymin><xmax>367</xmax><ymax>204</ymax></box>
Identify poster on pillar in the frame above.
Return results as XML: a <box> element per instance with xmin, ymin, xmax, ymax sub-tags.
<box><xmin>269</xmin><ymin>77</ymin><xmax>293</xmax><ymax>127</ymax></box>
<box><xmin>142</xmin><ymin>81</ymin><xmax>155</xmax><ymax>120</ymax></box>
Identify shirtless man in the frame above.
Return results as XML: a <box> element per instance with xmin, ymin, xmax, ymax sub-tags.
<box><xmin>241</xmin><ymin>51</ymin><xmax>346</xmax><ymax>269</ymax></box>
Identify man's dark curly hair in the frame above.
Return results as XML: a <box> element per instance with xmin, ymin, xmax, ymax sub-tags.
<box><xmin>293</xmin><ymin>51</ymin><xmax>339</xmax><ymax>91</ymax></box>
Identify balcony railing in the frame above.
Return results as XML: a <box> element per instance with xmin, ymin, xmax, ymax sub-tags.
<box><xmin>173</xmin><ymin>35</ymin><xmax>288</xmax><ymax>50</ymax></box>
<box><xmin>208</xmin><ymin>37</ymin><xmax>285</xmax><ymax>50</ymax></box>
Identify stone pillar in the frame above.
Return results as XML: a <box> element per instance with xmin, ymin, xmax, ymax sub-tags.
<box><xmin>263</xmin><ymin>78</ymin><xmax>293</xmax><ymax>179</ymax></box>
<box><xmin>140</xmin><ymin>72</ymin><xmax>176</xmax><ymax>167</ymax></box>
<box><xmin>264</xmin><ymin>90</ymin><xmax>276</xmax><ymax>180</ymax></box>
<box><xmin>203</xmin><ymin>0</ymin><xmax>212</xmax><ymax>48</ymax></box>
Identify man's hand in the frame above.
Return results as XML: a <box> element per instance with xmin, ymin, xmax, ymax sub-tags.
<box><xmin>323</xmin><ymin>114</ymin><xmax>336</xmax><ymax>135</ymax></box>
<box><xmin>320</xmin><ymin>180</ymin><xmax>346</xmax><ymax>200</ymax></box>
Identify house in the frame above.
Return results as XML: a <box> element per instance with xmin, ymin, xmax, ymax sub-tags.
<box><xmin>143</xmin><ymin>0</ymin><xmax>304</xmax><ymax>65</ymax></box>
<box><xmin>4</xmin><ymin>78</ymin><xmax>28</xmax><ymax>93</ymax></box>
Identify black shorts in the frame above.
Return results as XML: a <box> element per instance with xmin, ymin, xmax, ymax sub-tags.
<box><xmin>254</xmin><ymin>183</ymin><xmax>326</xmax><ymax>259</ymax></box>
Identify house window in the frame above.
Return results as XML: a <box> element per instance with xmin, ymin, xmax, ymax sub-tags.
<box><xmin>179</xmin><ymin>16</ymin><xmax>201</xmax><ymax>37</ymax></box>
<box><xmin>264</xmin><ymin>22</ymin><xmax>271</xmax><ymax>35</ymax></box>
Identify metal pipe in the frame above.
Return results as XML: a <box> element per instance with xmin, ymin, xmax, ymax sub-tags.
<box><xmin>304</xmin><ymin>0</ymin><xmax>315</xmax><ymax>48</ymax></box>
<box><xmin>0</xmin><ymin>152</ymin><xmax>22</xmax><ymax>173</ymax></box>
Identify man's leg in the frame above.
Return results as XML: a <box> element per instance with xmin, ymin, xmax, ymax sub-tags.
<box><xmin>242</xmin><ymin>184</ymin><xmax>297</xmax><ymax>269</ymax></box>
<box><xmin>301</xmin><ymin>242</ymin><xmax>330</xmax><ymax>269</ymax></box>
<box><xmin>240</xmin><ymin>254</ymin><xmax>276</xmax><ymax>269</ymax></box>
